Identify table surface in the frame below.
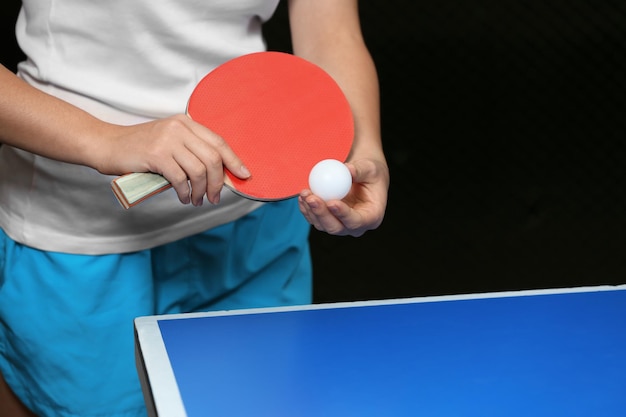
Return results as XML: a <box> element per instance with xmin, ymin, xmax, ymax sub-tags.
<box><xmin>135</xmin><ymin>285</ymin><xmax>626</xmax><ymax>417</ymax></box>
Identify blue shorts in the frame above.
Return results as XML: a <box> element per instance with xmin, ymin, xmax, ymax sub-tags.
<box><xmin>0</xmin><ymin>199</ymin><xmax>311</xmax><ymax>417</ymax></box>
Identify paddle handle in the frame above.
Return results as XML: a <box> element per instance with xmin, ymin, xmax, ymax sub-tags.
<box><xmin>111</xmin><ymin>173</ymin><xmax>172</xmax><ymax>209</ymax></box>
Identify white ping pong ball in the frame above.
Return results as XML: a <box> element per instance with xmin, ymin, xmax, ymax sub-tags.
<box><xmin>308</xmin><ymin>159</ymin><xmax>352</xmax><ymax>201</ymax></box>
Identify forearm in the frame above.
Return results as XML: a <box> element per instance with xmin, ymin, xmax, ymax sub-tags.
<box><xmin>288</xmin><ymin>0</ymin><xmax>384</xmax><ymax>162</ymax></box>
<box><xmin>0</xmin><ymin>63</ymin><xmax>256</xmax><ymax>205</ymax></box>
<box><xmin>0</xmin><ymin>64</ymin><xmax>112</xmax><ymax>170</ymax></box>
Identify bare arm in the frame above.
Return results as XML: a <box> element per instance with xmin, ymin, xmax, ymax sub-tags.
<box><xmin>0</xmin><ymin>64</ymin><xmax>250</xmax><ymax>206</ymax></box>
<box><xmin>289</xmin><ymin>0</ymin><xmax>389</xmax><ymax>236</ymax></box>
<box><xmin>0</xmin><ymin>64</ymin><xmax>108</xmax><ymax>166</ymax></box>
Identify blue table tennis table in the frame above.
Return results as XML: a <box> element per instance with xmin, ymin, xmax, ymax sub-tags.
<box><xmin>134</xmin><ymin>285</ymin><xmax>626</xmax><ymax>417</ymax></box>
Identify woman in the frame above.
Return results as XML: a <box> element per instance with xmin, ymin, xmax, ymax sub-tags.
<box><xmin>0</xmin><ymin>0</ymin><xmax>389</xmax><ymax>415</ymax></box>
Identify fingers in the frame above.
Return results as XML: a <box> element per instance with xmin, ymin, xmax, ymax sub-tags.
<box><xmin>181</xmin><ymin>117</ymin><xmax>251</xmax><ymax>205</ymax></box>
<box><xmin>298</xmin><ymin>158</ymin><xmax>389</xmax><ymax>236</ymax></box>
<box><xmin>298</xmin><ymin>191</ymin><xmax>358</xmax><ymax>235</ymax></box>
<box><xmin>138</xmin><ymin>115</ymin><xmax>251</xmax><ymax>206</ymax></box>
<box><xmin>160</xmin><ymin>148</ymin><xmax>213</xmax><ymax>206</ymax></box>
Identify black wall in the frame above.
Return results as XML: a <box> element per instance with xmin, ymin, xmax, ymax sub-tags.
<box><xmin>265</xmin><ymin>1</ymin><xmax>626</xmax><ymax>302</ymax></box>
<box><xmin>2</xmin><ymin>1</ymin><xmax>626</xmax><ymax>303</ymax></box>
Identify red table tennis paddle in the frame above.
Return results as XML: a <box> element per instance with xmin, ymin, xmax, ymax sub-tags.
<box><xmin>111</xmin><ymin>51</ymin><xmax>354</xmax><ymax>209</ymax></box>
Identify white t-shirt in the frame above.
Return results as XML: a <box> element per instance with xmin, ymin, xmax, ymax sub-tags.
<box><xmin>0</xmin><ymin>0</ymin><xmax>280</xmax><ymax>254</ymax></box>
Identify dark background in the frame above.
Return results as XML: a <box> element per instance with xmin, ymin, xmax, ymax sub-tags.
<box><xmin>2</xmin><ymin>1</ymin><xmax>626</xmax><ymax>303</ymax></box>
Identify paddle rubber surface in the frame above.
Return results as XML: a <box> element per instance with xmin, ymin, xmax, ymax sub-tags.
<box><xmin>186</xmin><ymin>51</ymin><xmax>354</xmax><ymax>201</ymax></box>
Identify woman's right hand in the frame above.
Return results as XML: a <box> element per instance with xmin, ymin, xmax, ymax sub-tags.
<box><xmin>98</xmin><ymin>115</ymin><xmax>251</xmax><ymax>206</ymax></box>
<box><xmin>0</xmin><ymin>64</ymin><xmax>250</xmax><ymax>207</ymax></box>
